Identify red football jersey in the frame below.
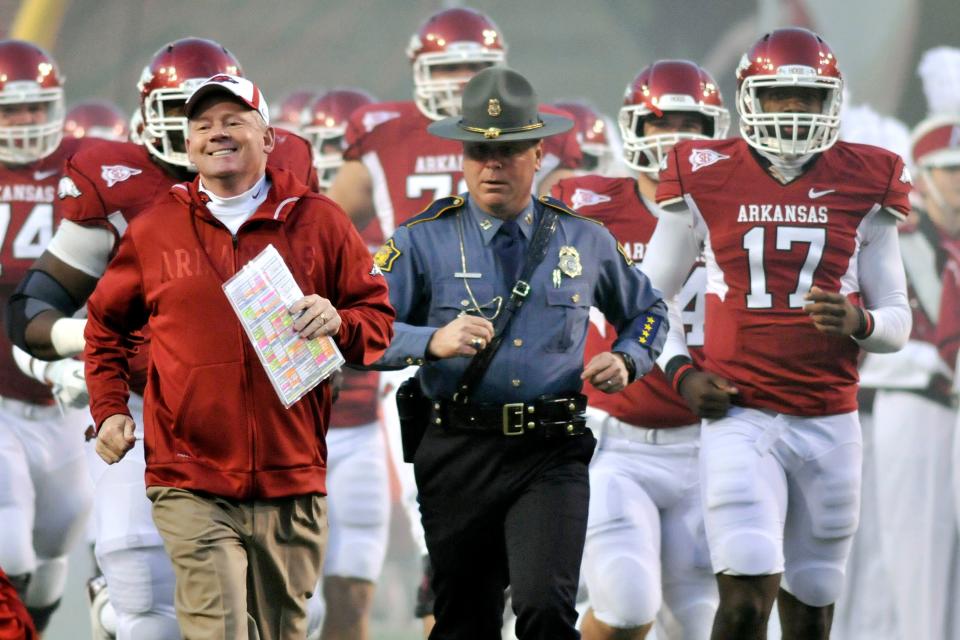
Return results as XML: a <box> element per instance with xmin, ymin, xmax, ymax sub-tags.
<box><xmin>343</xmin><ymin>100</ymin><xmax>582</xmax><ymax>246</ymax></box>
<box><xmin>657</xmin><ymin>138</ymin><xmax>911</xmax><ymax>416</ymax></box>
<box><xmin>58</xmin><ymin>131</ymin><xmax>318</xmax><ymax>395</ymax></box>
<box><xmin>329</xmin><ymin>366</ymin><xmax>379</xmax><ymax>428</ymax></box>
<box><xmin>552</xmin><ymin>175</ymin><xmax>703</xmax><ymax>427</ymax></box>
<box><xmin>0</xmin><ymin>136</ymin><xmax>88</xmax><ymax>403</ymax></box>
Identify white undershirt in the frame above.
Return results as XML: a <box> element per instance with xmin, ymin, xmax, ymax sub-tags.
<box><xmin>199</xmin><ymin>174</ymin><xmax>270</xmax><ymax>235</ymax></box>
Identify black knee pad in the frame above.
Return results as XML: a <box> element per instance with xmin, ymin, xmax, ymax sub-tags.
<box><xmin>28</xmin><ymin>598</ymin><xmax>61</xmax><ymax>632</ymax></box>
<box><xmin>414</xmin><ymin>554</ymin><xmax>435</xmax><ymax>618</ymax></box>
<box><xmin>7</xmin><ymin>573</ymin><xmax>30</xmax><ymax>597</ymax></box>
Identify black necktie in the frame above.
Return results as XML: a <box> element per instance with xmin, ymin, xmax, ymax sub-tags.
<box><xmin>491</xmin><ymin>219</ymin><xmax>525</xmax><ymax>288</ymax></box>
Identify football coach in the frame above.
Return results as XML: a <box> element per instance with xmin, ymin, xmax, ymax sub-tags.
<box><xmin>83</xmin><ymin>74</ymin><xmax>394</xmax><ymax>640</ymax></box>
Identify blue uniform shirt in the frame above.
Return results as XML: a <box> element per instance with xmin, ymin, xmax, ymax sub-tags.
<box><xmin>374</xmin><ymin>194</ymin><xmax>668</xmax><ymax>403</ymax></box>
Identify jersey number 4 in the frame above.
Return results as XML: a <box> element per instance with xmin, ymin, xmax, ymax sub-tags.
<box><xmin>742</xmin><ymin>226</ymin><xmax>826</xmax><ymax>309</ymax></box>
<box><xmin>0</xmin><ymin>203</ymin><xmax>53</xmax><ymax>273</ymax></box>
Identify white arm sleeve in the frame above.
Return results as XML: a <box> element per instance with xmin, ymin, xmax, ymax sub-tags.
<box><xmin>45</xmin><ymin>219</ymin><xmax>116</xmax><ymax>278</ymax></box>
<box><xmin>855</xmin><ymin>210</ymin><xmax>912</xmax><ymax>353</ymax></box>
<box><xmin>642</xmin><ymin>200</ymin><xmax>704</xmax><ymax>366</ymax></box>
<box><xmin>655</xmin><ymin>296</ymin><xmax>692</xmax><ymax>368</ymax></box>
<box><xmin>640</xmin><ymin>200</ymin><xmax>703</xmax><ymax>298</ymax></box>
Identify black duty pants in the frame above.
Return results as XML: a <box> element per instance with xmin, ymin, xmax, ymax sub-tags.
<box><xmin>414</xmin><ymin>422</ymin><xmax>596</xmax><ymax>639</ymax></box>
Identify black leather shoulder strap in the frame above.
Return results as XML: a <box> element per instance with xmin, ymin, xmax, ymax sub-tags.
<box><xmin>453</xmin><ymin>204</ymin><xmax>560</xmax><ymax>403</ymax></box>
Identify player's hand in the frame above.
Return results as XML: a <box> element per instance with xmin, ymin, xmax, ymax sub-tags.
<box><xmin>678</xmin><ymin>370</ymin><xmax>738</xmax><ymax>419</ymax></box>
<box><xmin>96</xmin><ymin>414</ymin><xmax>136</xmax><ymax>464</ymax></box>
<box><xmin>582</xmin><ymin>352</ymin><xmax>629</xmax><ymax>393</ymax></box>
<box><xmin>427</xmin><ymin>315</ymin><xmax>495</xmax><ymax>359</ymax></box>
<box><xmin>803</xmin><ymin>286</ymin><xmax>861</xmax><ymax>337</ymax></box>
<box><xmin>44</xmin><ymin>358</ymin><xmax>89</xmax><ymax>409</ymax></box>
<box><xmin>289</xmin><ymin>295</ymin><xmax>341</xmax><ymax>340</ymax></box>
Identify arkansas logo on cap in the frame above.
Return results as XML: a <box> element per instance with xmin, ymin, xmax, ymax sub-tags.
<box><xmin>184</xmin><ymin>74</ymin><xmax>270</xmax><ymax>126</ymax></box>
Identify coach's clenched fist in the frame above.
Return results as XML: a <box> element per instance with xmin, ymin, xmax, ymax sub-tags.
<box><xmin>96</xmin><ymin>414</ymin><xmax>136</xmax><ymax>464</ymax></box>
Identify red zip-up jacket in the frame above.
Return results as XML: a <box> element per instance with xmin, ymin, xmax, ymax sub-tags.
<box><xmin>84</xmin><ymin>167</ymin><xmax>394</xmax><ymax>499</ymax></box>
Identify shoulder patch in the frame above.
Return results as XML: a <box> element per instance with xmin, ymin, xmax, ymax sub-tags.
<box><xmin>688</xmin><ymin>148</ymin><xmax>729</xmax><ymax>173</ymax></box>
<box><xmin>539</xmin><ymin>195</ymin><xmax>603</xmax><ymax>225</ymax></box>
<box><xmin>58</xmin><ymin>176</ymin><xmax>81</xmax><ymax>199</ymax></box>
<box><xmin>373</xmin><ymin>238</ymin><xmax>401</xmax><ymax>272</ymax></box>
<box><xmin>362</xmin><ymin>110</ymin><xmax>401</xmax><ymax>133</ymax></box>
<box><xmin>637</xmin><ymin>314</ymin><xmax>663</xmax><ymax>347</ymax></box>
<box><xmin>403</xmin><ymin>195</ymin><xmax>464</xmax><ymax>228</ymax></box>
<box><xmin>571</xmin><ymin>188</ymin><xmax>611</xmax><ymax>210</ymax></box>
<box><xmin>101</xmin><ymin>164</ymin><xmax>142</xmax><ymax>188</ymax></box>
<box><xmin>900</xmin><ymin>165</ymin><xmax>912</xmax><ymax>184</ymax></box>
<box><xmin>617</xmin><ymin>242</ymin><xmax>634</xmax><ymax>267</ymax></box>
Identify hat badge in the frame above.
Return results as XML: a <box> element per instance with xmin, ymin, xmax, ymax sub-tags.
<box><xmin>487</xmin><ymin>98</ymin><xmax>502</xmax><ymax>117</ymax></box>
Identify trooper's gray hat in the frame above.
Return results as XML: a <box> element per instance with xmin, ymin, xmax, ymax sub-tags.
<box><xmin>428</xmin><ymin>67</ymin><xmax>573</xmax><ymax>142</ymax></box>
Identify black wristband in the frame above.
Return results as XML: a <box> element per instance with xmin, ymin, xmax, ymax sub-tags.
<box><xmin>663</xmin><ymin>355</ymin><xmax>693</xmax><ymax>382</ymax></box>
<box><xmin>613</xmin><ymin>351</ymin><xmax>637</xmax><ymax>383</ymax></box>
<box><xmin>852</xmin><ymin>307</ymin><xmax>874</xmax><ymax>340</ymax></box>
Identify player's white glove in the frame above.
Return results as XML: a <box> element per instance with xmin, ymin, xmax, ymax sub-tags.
<box><xmin>43</xmin><ymin>358</ymin><xmax>89</xmax><ymax>409</ymax></box>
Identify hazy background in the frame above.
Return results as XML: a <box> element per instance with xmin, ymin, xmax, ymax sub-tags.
<box><xmin>2</xmin><ymin>0</ymin><xmax>957</xmax><ymax>637</ymax></box>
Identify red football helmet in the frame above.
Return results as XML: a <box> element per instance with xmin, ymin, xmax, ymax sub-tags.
<box><xmin>553</xmin><ymin>100</ymin><xmax>616</xmax><ymax>174</ymax></box>
<box><xmin>736</xmin><ymin>28</ymin><xmax>842</xmax><ymax>157</ymax></box>
<box><xmin>0</xmin><ymin>39</ymin><xmax>64</xmax><ymax>164</ymax></box>
<box><xmin>275</xmin><ymin>89</ymin><xmax>319</xmax><ymax>133</ymax></box>
<box><xmin>619</xmin><ymin>60</ymin><xmax>729</xmax><ymax>174</ymax></box>
<box><xmin>138</xmin><ymin>37</ymin><xmax>243</xmax><ymax>167</ymax></box>
<box><xmin>64</xmin><ymin>100</ymin><xmax>129</xmax><ymax>142</ymax></box>
<box><xmin>302</xmin><ymin>88</ymin><xmax>376</xmax><ymax>189</ymax></box>
<box><xmin>406</xmin><ymin>8</ymin><xmax>507</xmax><ymax>120</ymax></box>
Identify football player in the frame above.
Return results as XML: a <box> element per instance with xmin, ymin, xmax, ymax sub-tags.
<box><xmin>302</xmin><ymin>88</ymin><xmax>376</xmax><ymax>191</ymax></box>
<box><xmin>64</xmin><ymin>101</ymin><xmax>129</xmax><ymax>142</ymax></box>
<box><xmin>553</xmin><ymin>100</ymin><xmax>618</xmax><ymax>176</ymax></box>
<box><xmin>300</xmin><ymin>86</ymin><xmax>389</xmax><ymax>640</ymax></box>
<box><xmin>640</xmin><ymin>28</ymin><xmax>912</xmax><ymax>639</ymax></box>
<box><xmin>865</xmin><ymin>112</ymin><xmax>960</xmax><ymax>640</ymax></box>
<box><xmin>552</xmin><ymin>60</ymin><xmax>728</xmax><ymax>640</ymax></box>
<box><xmin>275</xmin><ymin>88</ymin><xmax>320</xmax><ymax>134</ymax></box>
<box><xmin>6</xmin><ymin>36</ymin><xmax>317</xmax><ymax>640</ymax></box>
<box><xmin>326</xmin><ymin>10</ymin><xmax>581</xmax><ymax>633</ymax></box>
<box><xmin>0</xmin><ymin>39</ymin><xmax>94</xmax><ymax>634</ymax></box>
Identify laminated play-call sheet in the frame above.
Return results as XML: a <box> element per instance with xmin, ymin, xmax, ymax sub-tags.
<box><xmin>222</xmin><ymin>244</ymin><xmax>344</xmax><ymax>408</ymax></box>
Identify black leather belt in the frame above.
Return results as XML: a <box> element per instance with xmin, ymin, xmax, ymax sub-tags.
<box><xmin>430</xmin><ymin>394</ymin><xmax>588</xmax><ymax>437</ymax></box>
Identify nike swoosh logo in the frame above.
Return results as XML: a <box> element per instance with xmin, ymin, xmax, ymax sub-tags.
<box><xmin>808</xmin><ymin>188</ymin><xmax>835</xmax><ymax>199</ymax></box>
<box><xmin>33</xmin><ymin>169</ymin><xmax>59</xmax><ymax>180</ymax></box>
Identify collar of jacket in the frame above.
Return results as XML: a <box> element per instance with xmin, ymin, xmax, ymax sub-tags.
<box><xmin>169</xmin><ymin>166</ymin><xmax>313</xmax><ymax>225</ymax></box>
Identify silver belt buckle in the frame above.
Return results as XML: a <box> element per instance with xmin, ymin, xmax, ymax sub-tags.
<box><xmin>502</xmin><ymin>403</ymin><xmax>525</xmax><ymax>436</ymax></box>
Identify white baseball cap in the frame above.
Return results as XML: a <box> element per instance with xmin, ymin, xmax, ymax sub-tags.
<box><xmin>184</xmin><ymin>74</ymin><xmax>270</xmax><ymax>125</ymax></box>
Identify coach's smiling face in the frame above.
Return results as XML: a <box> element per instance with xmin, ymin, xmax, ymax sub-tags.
<box><xmin>186</xmin><ymin>95</ymin><xmax>274</xmax><ymax>197</ymax></box>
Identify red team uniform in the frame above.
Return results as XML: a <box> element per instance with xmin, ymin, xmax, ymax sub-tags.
<box><xmin>641</xmin><ymin>30</ymin><xmax>914</xmax><ymax>628</ymax></box>
<box><xmin>547</xmin><ymin>59</ymin><xmax>728</xmax><ymax>637</ymax></box>
<box><xmin>0</xmin><ymin>136</ymin><xmax>86</xmax><ymax>402</ymax></box>
<box><xmin>656</xmin><ymin>137</ymin><xmax>911</xmax><ymax>415</ymax></box>
<box><xmin>552</xmin><ymin>175</ymin><xmax>703</xmax><ymax>427</ymax></box>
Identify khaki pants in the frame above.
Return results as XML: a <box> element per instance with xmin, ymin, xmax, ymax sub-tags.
<box><xmin>147</xmin><ymin>486</ymin><xmax>327</xmax><ymax>640</ymax></box>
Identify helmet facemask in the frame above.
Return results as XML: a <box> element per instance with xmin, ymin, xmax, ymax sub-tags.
<box><xmin>0</xmin><ymin>83</ymin><xmax>64</xmax><ymax>164</ymax></box>
<box><xmin>411</xmin><ymin>45</ymin><xmax>505</xmax><ymax>121</ymax></box>
<box><xmin>140</xmin><ymin>77</ymin><xmax>207</xmax><ymax>169</ymax></box>
<box><xmin>619</xmin><ymin>101</ymin><xmax>729</xmax><ymax>176</ymax></box>
<box><xmin>738</xmin><ymin>72</ymin><xmax>842</xmax><ymax>158</ymax></box>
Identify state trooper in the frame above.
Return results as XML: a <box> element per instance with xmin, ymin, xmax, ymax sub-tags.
<box><xmin>373</xmin><ymin>67</ymin><xmax>669</xmax><ymax>640</ymax></box>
